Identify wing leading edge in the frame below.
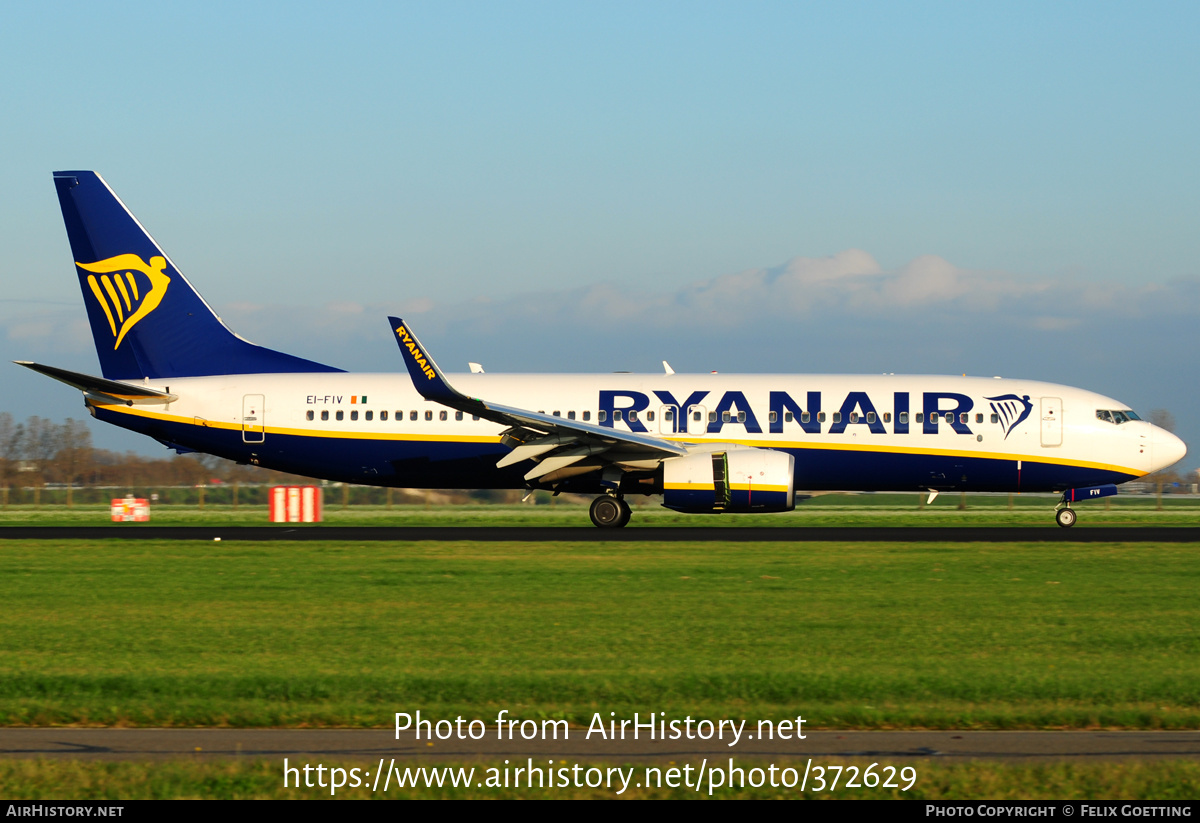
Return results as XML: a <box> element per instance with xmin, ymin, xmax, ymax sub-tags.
<box><xmin>387</xmin><ymin>317</ymin><xmax>686</xmax><ymax>483</ymax></box>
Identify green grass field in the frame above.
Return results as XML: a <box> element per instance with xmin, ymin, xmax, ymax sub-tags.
<box><xmin>1</xmin><ymin>538</ymin><xmax>1198</xmax><ymax>729</ymax></box>
<box><xmin>3</xmin><ymin>533</ymin><xmax>1199</xmax><ymax>799</ymax></box>
<box><xmin>1</xmin><ymin>491</ymin><xmax>1199</xmax><ymax>527</ymax></box>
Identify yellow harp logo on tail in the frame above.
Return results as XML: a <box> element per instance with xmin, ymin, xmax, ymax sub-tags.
<box><xmin>77</xmin><ymin>254</ymin><xmax>172</xmax><ymax>350</ymax></box>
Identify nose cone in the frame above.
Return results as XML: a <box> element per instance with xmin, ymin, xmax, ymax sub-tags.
<box><xmin>1152</xmin><ymin>428</ymin><xmax>1187</xmax><ymax>472</ymax></box>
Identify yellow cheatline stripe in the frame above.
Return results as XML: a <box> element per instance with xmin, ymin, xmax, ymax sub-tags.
<box><xmin>664</xmin><ymin>483</ymin><xmax>715</xmax><ymax>491</ymax></box>
<box><xmin>125</xmin><ymin>271</ymin><xmax>139</xmax><ymax>301</ymax></box>
<box><xmin>96</xmin><ymin>404</ymin><xmax>502</xmax><ymax>444</ymax></box>
<box><xmin>94</xmin><ymin>405</ymin><xmax>1143</xmax><ymax>476</ymax></box>
<box><xmin>660</xmin><ymin>435</ymin><xmax>1140</xmax><ymax>476</ymax></box>
<box><xmin>87</xmin><ymin>276</ymin><xmax>117</xmax><ymax>335</ymax></box>
<box><xmin>101</xmin><ymin>275</ymin><xmax>125</xmax><ymax>322</ymax></box>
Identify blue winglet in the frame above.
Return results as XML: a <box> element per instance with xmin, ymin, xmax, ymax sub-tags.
<box><xmin>388</xmin><ymin>316</ymin><xmax>460</xmax><ymax>404</ymax></box>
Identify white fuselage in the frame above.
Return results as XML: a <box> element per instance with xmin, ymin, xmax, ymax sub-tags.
<box><xmin>88</xmin><ymin>371</ymin><xmax>1179</xmax><ymax>494</ymax></box>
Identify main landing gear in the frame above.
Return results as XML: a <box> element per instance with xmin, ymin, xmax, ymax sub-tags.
<box><xmin>590</xmin><ymin>494</ymin><xmax>632</xmax><ymax>528</ymax></box>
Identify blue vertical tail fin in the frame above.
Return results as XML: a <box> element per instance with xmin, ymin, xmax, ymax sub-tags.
<box><xmin>53</xmin><ymin>171</ymin><xmax>341</xmax><ymax>379</ymax></box>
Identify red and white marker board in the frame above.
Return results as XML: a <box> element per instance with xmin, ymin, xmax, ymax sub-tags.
<box><xmin>269</xmin><ymin>486</ymin><xmax>323</xmax><ymax>522</ymax></box>
<box><xmin>111</xmin><ymin>497</ymin><xmax>150</xmax><ymax>522</ymax></box>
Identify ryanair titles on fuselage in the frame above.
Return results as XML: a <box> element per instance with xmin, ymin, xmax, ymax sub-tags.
<box><xmin>290</xmin><ymin>385</ymin><xmax>1034</xmax><ymax>438</ymax></box>
<box><xmin>598</xmin><ymin>389</ymin><xmax>1032</xmax><ymax>438</ymax></box>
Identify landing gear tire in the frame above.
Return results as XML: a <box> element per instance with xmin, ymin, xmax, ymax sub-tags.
<box><xmin>590</xmin><ymin>495</ymin><xmax>631</xmax><ymax>528</ymax></box>
<box><xmin>615</xmin><ymin>497</ymin><xmax>631</xmax><ymax>528</ymax></box>
<box><xmin>1056</xmin><ymin>507</ymin><xmax>1077</xmax><ymax>528</ymax></box>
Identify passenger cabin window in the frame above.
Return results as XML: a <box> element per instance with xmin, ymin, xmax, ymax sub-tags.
<box><xmin>381</xmin><ymin>411</ymin><xmax>388</xmax><ymax>421</ymax></box>
<box><xmin>336</xmin><ymin>411</ymin><xmax>344</xmax><ymax>421</ymax></box>
<box><xmin>694</xmin><ymin>411</ymin><xmax>703</xmax><ymax>422</ymax></box>
<box><xmin>832</xmin><ymin>412</ymin><xmax>842</xmax><ymax>424</ymax></box>
<box><xmin>915</xmin><ymin>412</ymin><xmax>924</xmax><ymax>423</ymax></box>
<box><xmin>598</xmin><ymin>410</ymin><xmax>607</xmax><ymax>422</ymax></box>
<box><xmin>721</xmin><ymin>411</ymin><xmax>731</xmax><ymax>423</ymax></box>
<box><xmin>959</xmin><ymin>413</ymin><xmax>968</xmax><ymax>424</ymax></box>
<box><xmin>425</xmin><ymin>411</ymin><xmax>433</xmax><ymax>421</ymax></box>
<box><xmin>552</xmin><ymin>411</ymin><xmax>560</xmax><ymax>417</ymax></box>
<box><xmin>991</xmin><ymin>413</ymin><xmax>999</xmax><ymax>424</ymax></box>
<box><xmin>647</xmin><ymin>410</ymin><xmax>655</xmax><ymax>421</ymax></box>
<box><xmin>737</xmin><ymin>411</ymin><xmax>746</xmax><ymax>423</ymax></box>
<box><xmin>410</xmin><ymin>411</ymin><xmax>418</xmax><ymax>421</ymax></box>
<box><xmin>627</xmin><ymin>410</ymin><xmax>637</xmax><ymax>422</ymax></box>
<box><xmin>783</xmin><ymin>411</ymin><xmax>792</xmax><ymax>423</ymax></box>
<box><xmin>583</xmin><ymin>411</ymin><xmax>591</xmax><ymax>421</ymax></box>
<box><xmin>899</xmin><ymin>412</ymin><xmax>908</xmax><ymax>424</ymax></box>
<box><xmin>614</xmin><ymin>410</ymin><xmax>623</xmax><ymax>422</ymax></box>
<box><xmin>802</xmin><ymin>412</ymin><xmax>810</xmax><ymax>423</ymax></box>
<box><xmin>867</xmin><ymin>412</ymin><xmax>876</xmax><ymax>423</ymax></box>
<box><xmin>455</xmin><ymin>411</ymin><xmax>463</xmax><ymax>421</ymax></box>
<box><xmin>321</xmin><ymin>410</ymin><xmax>329</xmax><ymax>421</ymax></box>
<box><xmin>849</xmin><ymin>412</ymin><xmax>858</xmax><ymax>423</ymax></box>
<box><xmin>818</xmin><ymin>412</ymin><xmax>826</xmax><ymax>423</ymax></box>
<box><xmin>350</xmin><ymin>410</ymin><xmax>358</xmax><ymax>421</ymax></box>
<box><xmin>770</xmin><ymin>411</ymin><xmax>778</xmax><ymax>423</ymax></box>
<box><xmin>708</xmin><ymin>412</ymin><xmax>717</xmax><ymax>423</ymax></box>
<box><xmin>975</xmin><ymin>413</ymin><xmax>983</xmax><ymax>423</ymax></box>
<box><xmin>883</xmin><ymin>412</ymin><xmax>891</xmax><ymax>423</ymax></box>
<box><xmin>306</xmin><ymin>410</ymin><xmax>314</xmax><ymax>421</ymax></box>
<box><xmin>439</xmin><ymin>411</ymin><xmax>447</xmax><ymax>421</ymax></box>
<box><xmin>663</xmin><ymin>410</ymin><xmax>673</xmax><ymax>422</ymax></box>
<box><xmin>568</xmin><ymin>411</ymin><xmax>576</xmax><ymax>420</ymax></box>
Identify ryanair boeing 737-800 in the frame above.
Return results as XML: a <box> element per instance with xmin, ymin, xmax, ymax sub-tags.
<box><xmin>16</xmin><ymin>171</ymin><xmax>1187</xmax><ymax>527</ymax></box>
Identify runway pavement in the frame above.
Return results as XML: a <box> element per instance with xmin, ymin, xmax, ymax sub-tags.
<box><xmin>2</xmin><ymin>728</ymin><xmax>1198</xmax><ymax>762</ymax></box>
<box><xmin>2</xmin><ymin>526</ymin><xmax>1199</xmax><ymax>542</ymax></box>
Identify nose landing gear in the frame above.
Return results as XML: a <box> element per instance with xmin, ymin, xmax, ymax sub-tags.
<box><xmin>1054</xmin><ymin>483</ymin><xmax>1118</xmax><ymax>527</ymax></box>
<box><xmin>590</xmin><ymin>494</ymin><xmax>632</xmax><ymax>528</ymax></box>
<box><xmin>1054</xmin><ymin>506</ymin><xmax>1077</xmax><ymax>528</ymax></box>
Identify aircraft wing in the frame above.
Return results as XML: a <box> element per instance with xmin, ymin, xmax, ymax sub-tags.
<box><xmin>388</xmin><ymin>317</ymin><xmax>686</xmax><ymax>482</ymax></box>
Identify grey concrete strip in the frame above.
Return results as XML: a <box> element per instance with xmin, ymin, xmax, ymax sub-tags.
<box><xmin>1</xmin><ymin>729</ymin><xmax>1198</xmax><ymax>762</ymax></box>
<box><xmin>2</xmin><ymin>526</ymin><xmax>1198</xmax><ymax>542</ymax></box>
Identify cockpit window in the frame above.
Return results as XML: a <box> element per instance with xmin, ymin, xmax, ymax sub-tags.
<box><xmin>1097</xmin><ymin>409</ymin><xmax>1141</xmax><ymax>424</ymax></box>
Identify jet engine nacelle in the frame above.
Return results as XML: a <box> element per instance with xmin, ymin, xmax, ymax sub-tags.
<box><xmin>661</xmin><ymin>448</ymin><xmax>795</xmax><ymax>514</ymax></box>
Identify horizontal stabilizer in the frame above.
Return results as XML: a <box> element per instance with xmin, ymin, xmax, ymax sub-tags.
<box><xmin>15</xmin><ymin>361</ymin><xmax>177</xmax><ymax>405</ymax></box>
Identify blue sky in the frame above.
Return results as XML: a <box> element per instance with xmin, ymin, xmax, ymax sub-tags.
<box><xmin>2</xmin><ymin>2</ymin><xmax>1198</xmax><ymax>471</ymax></box>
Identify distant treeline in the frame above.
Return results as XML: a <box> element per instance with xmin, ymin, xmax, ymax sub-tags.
<box><xmin>0</xmin><ymin>413</ymin><xmax>531</xmax><ymax>506</ymax></box>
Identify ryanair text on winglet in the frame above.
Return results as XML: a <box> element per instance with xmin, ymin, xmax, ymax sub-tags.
<box><xmin>394</xmin><ymin>326</ymin><xmax>437</xmax><ymax>380</ymax></box>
